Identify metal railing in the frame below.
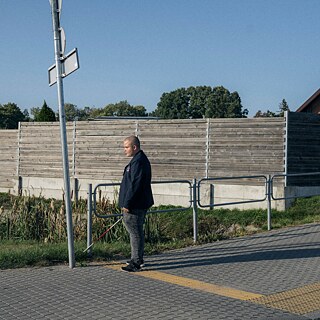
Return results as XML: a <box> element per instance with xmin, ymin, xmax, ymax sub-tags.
<box><xmin>271</xmin><ymin>172</ymin><xmax>320</xmax><ymax>200</ymax></box>
<box><xmin>87</xmin><ymin>179</ymin><xmax>193</xmax><ymax>256</ymax></box>
<box><xmin>197</xmin><ymin>175</ymin><xmax>271</xmax><ymax>230</ymax></box>
<box><xmin>197</xmin><ymin>175</ymin><xmax>268</xmax><ymax>208</ymax></box>
<box><xmin>86</xmin><ymin>172</ymin><xmax>320</xmax><ymax>256</ymax></box>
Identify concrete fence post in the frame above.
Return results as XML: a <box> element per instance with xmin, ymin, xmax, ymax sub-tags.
<box><xmin>73</xmin><ymin>178</ymin><xmax>79</xmax><ymax>205</ymax></box>
<box><xmin>209</xmin><ymin>184</ymin><xmax>214</xmax><ymax>209</ymax></box>
<box><xmin>18</xmin><ymin>176</ymin><xmax>22</xmax><ymax>196</ymax></box>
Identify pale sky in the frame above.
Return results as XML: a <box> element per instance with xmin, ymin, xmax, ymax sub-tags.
<box><xmin>1</xmin><ymin>0</ymin><xmax>320</xmax><ymax>116</ymax></box>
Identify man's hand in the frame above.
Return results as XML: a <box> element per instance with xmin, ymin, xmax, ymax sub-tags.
<box><xmin>122</xmin><ymin>208</ymin><xmax>130</xmax><ymax>213</ymax></box>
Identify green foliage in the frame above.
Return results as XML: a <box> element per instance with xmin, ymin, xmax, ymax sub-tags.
<box><xmin>59</xmin><ymin>101</ymin><xmax>148</xmax><ymax>120</ymax></box>
<box><xmin>30</xmin><ymin>107</ymin><xmax>40</xmax><ymax>120</ymax></box>
<box><xmin>278</xmin><ymin>98</ymin><xmax>290</xmax><ymax>117</ymax></box>
<box><xmin>0</xmin><ymin>193</ymin><xmax>12</xmax><ymax>209</ymax></box>
<box><xmin>152</xmin><ymin>86</ymin><xmax>248</xmax><ymax>119</ymax></box>
<box><xmin>0</xmin><ymin>102</ymin><xmax>26</xmax><ymax>129</ymax></box>
<box><xmin>0</xmin><ymin>194</ymin><xmax>65</xmax><ymax>241</ymax></box>
<box><xmin>145</xmin><ymin>210</ymin><xmax>193</xmax><ymax>243</ymax></box>
<box><xmin>34</xmin><ymin>101</ymin><xmax>56</xmax><ymax>122</ymax></box>
<box><xmin>0</xmin><ymin>192</ymin><xmax>126</xmax><ymax>243</ymax></box>
<box><xmin>0</xmin><ymin>240</ymin><xmax>132</xmax><ymax>269</ymax></box>
<box><xmin>271</xmin><ymin>196</ymin><xmax>320</xmax><ymax>227</ymax></box>
<box><xmin>0</xmin><ymin>241</ymin><xmax>68</xmax><ymax>269</ymax></box>
<box><xmin>3</xmin><ymin>84</ymin><xmax>250</xmax><ymax>123</ymax></box>
<box><xmin>254</xmin><ymin>98</ymin><xmax>290</xmax><ymax>118</ymax></box>
<box><xmin>57</xmin><ymin>103</ymin><xmax>92</xmax><ymax>121</ymax></box>
<box><xmin>2</xmin><ymin>194</ymin><xmax>320</xmax><ymax>244</ymax></box>
<box><xmin>64</xmin><ymin>103</ymin><xmax>82</xmax><ymax>121</ymax></box>
<box><xmin>2</xmin><ymin>193</ymin><xmax>320</xmax><ymax>269</ymax></box>
<box><xmin>254</xmin><ymin>110</ymin><xmax>276</xmax><ymax>117</ymax></box>
<box><xmin>99</xmin><ymin>100</ymin><xmax>147</xmax><ymax>117</ymax></box>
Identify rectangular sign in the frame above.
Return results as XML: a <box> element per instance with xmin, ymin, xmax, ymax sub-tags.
<box><xmin>48</xmin><ymin>48</ymin><xmax>79</xmax><ymax>86</ymax></box>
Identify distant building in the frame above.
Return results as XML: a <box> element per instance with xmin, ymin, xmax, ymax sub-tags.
<box><xmin>93</xmin><ymin>116</ymin><xmax>160</xmax><ymax>121</ymax></box>
<box><xmin>296</xmin><ymin>88</ymin><xmax>320</xmax><ymax>114</ymax></box>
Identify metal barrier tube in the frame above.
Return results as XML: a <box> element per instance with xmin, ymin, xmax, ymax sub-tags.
<box><xmin>87</xmin><ymin>184</ymin><xmax>93</xmax><ymax>257</ymax></box>
<box><xmin>93</xmin><ymin>182</ymin><xmax>121</xmax><ymax>218</ymax></box>
<box><xmin>148</xmin><ymin>180</ymin><xmax>193</xmax><ymax>214</ymax></box>
<box><xmin>197</xmin><ymin>175</ymin><xmax>268</xmax><ymax>208</ymax></box>
<box><xmin>93</xmin><ymin>180</ymin><xmax>193</xmax><ymax>218</ymax></box>
<box><xmin>192</xmin><ymin>179</ymin><xmax>198</xmax><ymax>243</ymax></box>
<box><xmin>86</xmin><ymin>179</ymin><xmax>194</xmax><ymax>258</ymax></box>
<box><xmin>87</xmin><ymin>172</ymin><xmax>320</xmax><ymax>252</ymax></box>
<box><xmin>267</xmin><ymin>176</ymin><xmax>272</xmax><ymax>231</ymax></box>
<box><xmin>147</xmin><ymin>207</ymin><xmax>190</xmax><ymax>215</ymax></box>
<box><xmin>271</xmin><ymin>172</ymin><xmax>320</xmax><ymax>201</ymax></box>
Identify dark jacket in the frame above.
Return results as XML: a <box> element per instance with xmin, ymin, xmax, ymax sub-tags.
<box><xmin>119</xmin><ymin>150</ymin><xmax>154</xmax><ymax>210</ymax></box>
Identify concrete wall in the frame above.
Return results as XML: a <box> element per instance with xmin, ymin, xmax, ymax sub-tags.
<box><xmin>18</xmin><ymin>176</ymin><xmax>288</xmax><ymax>211</ymax></box>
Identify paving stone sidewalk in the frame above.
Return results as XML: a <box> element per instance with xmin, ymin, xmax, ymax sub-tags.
<box><xmin>1</xmin><ymin>223</ymin><xmax>320</xmax><ymax>319</ymax></box>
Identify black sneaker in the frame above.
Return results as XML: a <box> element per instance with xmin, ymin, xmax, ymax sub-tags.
<box><xmin>126</xmin><ymin>260</ymin><xmax>145</xmax><ymax>268</ymax></box>
<box><xmin>121</xmin><ymin>261</ymin><xmax>141</xmax><ymax>272</ymax></box>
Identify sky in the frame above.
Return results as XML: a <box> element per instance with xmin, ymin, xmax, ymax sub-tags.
<box><xmin>1</xmin><ymin>0</ymin><xmax>320</xmax><ymax>117</ymax></box>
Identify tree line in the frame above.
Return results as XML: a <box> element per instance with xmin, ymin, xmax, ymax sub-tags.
<box><xmin>0</xmin><ymin>85</ymin><xmax>290</xmax><ymax>129</ymax></box>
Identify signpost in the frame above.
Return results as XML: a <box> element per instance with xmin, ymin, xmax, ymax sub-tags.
<box><xmin>49</xmin><ymin>0</ymin><xmax>79</xmax><ymax>268</ymax></box>
<box><xmin>48</xmin><ymin>48</ymin><xmax>79</xmax><ymax>86</ymax></box>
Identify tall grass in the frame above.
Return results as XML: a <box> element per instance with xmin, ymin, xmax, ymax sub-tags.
<box><xmin>0</xmin><ymin>192</ymin><xmax>127</xmax><ymax>242</ymax></box>
<box><xmin>2</xmin><ymin>192</ymin><xmax>320</xmax><ymax>269</ymax></box>
<box><xmin>1</xmin><ymin>192</ymin><xmax>320</xmax><ymax>245</ymax></box>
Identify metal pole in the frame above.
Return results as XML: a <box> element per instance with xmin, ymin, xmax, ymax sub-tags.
<box><xmin>87</xmin><ymin>184</ymin><xmax>93</xmax><ymax>258</ymax></box>
<box><xmin>267</xmin><ymin>175</ymin><xmax>272</xmax><ymax>231</ymax></box>
<box><xmin>50</xmin><ymin>0</ymin><xmax>75</xmax><ymax>268</ymax></box>
<box><xmin>192</xmin><ymin>179</ymin><xmax>198</xmax><ymax>243</ymax></box>
<box><xmin>209</xmin><ymin>184</ymin><xmax>214</xmax><ymax>210</ymax></box>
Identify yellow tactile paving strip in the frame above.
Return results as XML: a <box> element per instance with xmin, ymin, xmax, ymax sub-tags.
<box><xmin>250</xmin><ymin>282</ymin><xmax>320</xmax><ymax>315</ymax></box>
<box><xmin>105</xmin><ymin>263</ymin><xmax>320</xmax><ymax>315</ymax></box>
<box><xmin>105</xmin><ymin>263</ymin><xmax>263</xmax><ymax>300</ymax></box>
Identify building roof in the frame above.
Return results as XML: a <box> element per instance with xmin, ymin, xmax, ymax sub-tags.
<box><xmin>93</xmin><ymin>116</ymin><xmax>160</xmax><ymax>120</ymax></box>
<box><xmin>296</xmin><ymin>88</ymin><xmax>320</xmax><ymax>112</ymax></box>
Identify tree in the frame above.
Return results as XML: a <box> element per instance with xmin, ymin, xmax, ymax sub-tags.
<box><xmin>0</xmin><ymin>102</ymin><xmax>26</xmax><ymax>129</ymax></box>
<box><xmin>34</xmin><ymin>101</ymin><xmax>56</xmax><ymax>122</ymax></box>
<box><xmin>22</xmin><ymin>109</ymin><xmax>30</xmax><ymax>122</ymax></box>
<box><xmin>254</xmin><ymin>99</ymin><xmax>290</xmax><ymax>118</ymax></box>
<box><xmin>188</xmin><ymin>86</ymin><xmax>213</xmax><ymax>118</ymax></box>
<box><xmin>63</xmin><ymin>103</ymin><xmax>91</xmax><ymax>121</ymax></box>
<box><xmin>278</xmin><ymin>99</ymin><xmax>290</xmax><ymax>117</ymax></box>
<box><xmin>152</xmin><ymin>88</ymin><xmax>190</xmax><ymax>119</ymax></box>
<box><xmin>152</xmin><ymin>86</ymin><xmax>248</xmax><ymax>119</ymax></box>
<box><xmin>30</xmin><ymin>107</ymin><xmax>41</xmax><ymax>120</ymax></box>
<box><xmin>204</xmin><ymin>86</ymin><xmax>248</xmax><ymax>118</ymax></box>
<box><xmin>100</xmin><ymin>101</ymin><xmax>147</xmax><ymax>117</ymax></box>
<box><xmin>254</xmin><ymin>110</ymin><xmax>276</xmax><ymax>118</ymax></box>
<box><xmin>64</xmin><ymin>103</ymin><xmax>79</xmax><ymax>121</ymax></box>
<box><xmin>57</xmin><ymin>103</ymin><xmax>94</xmax><ymax>121</ymax></box>
<box><xmin>81</xmin><ymin>106</ymin><xmax>94</xmax><ymax>120</ymax></box>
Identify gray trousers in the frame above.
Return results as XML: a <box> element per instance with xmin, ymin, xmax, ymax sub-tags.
<box><xmin>122</xmin><ymin>209</ymin><xmax>147</xmax><ymax>265</ymax></box>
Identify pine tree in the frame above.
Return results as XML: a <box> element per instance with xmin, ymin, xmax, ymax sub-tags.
<box><xmin>34</xmin><ymin>101</ymin><xmax>56</xmax><ymax>122</ymax></box>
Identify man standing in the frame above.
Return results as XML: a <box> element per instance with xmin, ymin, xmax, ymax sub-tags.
<box><xmin>119</xmin><ymin>135</ymin><xmax>154</xmax><ymax>272</ymax></box>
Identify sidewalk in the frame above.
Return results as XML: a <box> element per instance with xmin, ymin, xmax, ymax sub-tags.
<box><xmin>1</xmin><ymin>223</ymin><xmax>320</xmax><ymax>319</ymax></box>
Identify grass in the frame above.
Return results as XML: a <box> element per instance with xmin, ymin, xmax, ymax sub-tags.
<box><xmin>1</xmin><ymin>193</ymin><xmax>320</xmax><ymax>269</ymax></box>
<box><xmin>0</xmin><ymin>240</ymin><xmax>130</xmax><ymax>269</ymax></box>
<box><xmin>0</xmin><ymin>239</ymin><xmax>194</xmax><ymax>269</ymax></box>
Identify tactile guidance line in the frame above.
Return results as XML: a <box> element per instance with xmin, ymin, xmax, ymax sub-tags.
<box><xmin>106</xmin><ymin>263</ymin><xmax>320</xmax><ymax>315</ymax></box>
<box><xmin>105</xmin><ymin>264</ymin><xmax>263</xmax><ymax>301</ymax></box>
<box><xmin>250</xmin><ymin>282</ymin><xmax>320</xmax><ymax>315</ymax></box>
